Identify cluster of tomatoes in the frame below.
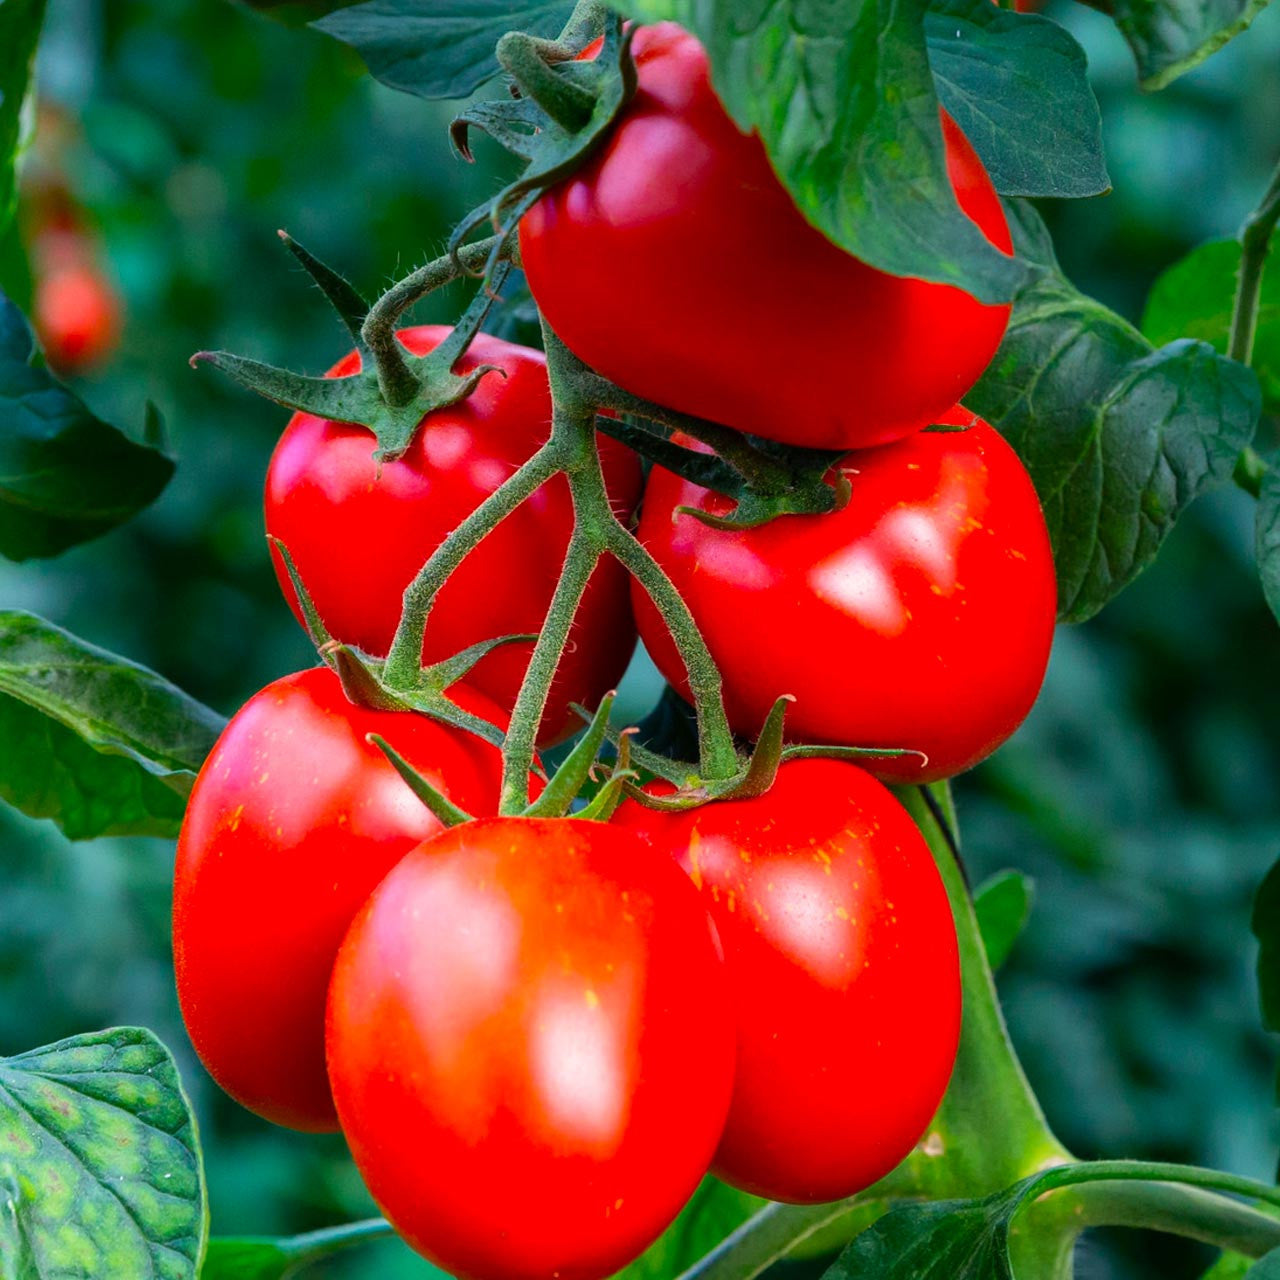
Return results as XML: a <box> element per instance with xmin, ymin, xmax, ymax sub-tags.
<box><xmin>173</xmin><ymin>21</ymin><xmax>1056</xmax><ymax>1280</ymax></box>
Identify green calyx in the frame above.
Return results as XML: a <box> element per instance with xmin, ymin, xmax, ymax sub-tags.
<box><xmin>191</xmin><ymin>233</ymin><xmax>513</xmax><ymax>462</ymax></box>
<box><xmin>448</xmin><ymin>14</ymin><xmax>638</xmax><ymax>266</ymax></box>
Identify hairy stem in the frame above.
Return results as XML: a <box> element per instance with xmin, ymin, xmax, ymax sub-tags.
<box><xmin>383</xmin><ymin>445</ymin><xmax>559</xmax><ymax>689</ymax></box>
<box><xmin>361</xmin><ymin>234</ymin><xmax>507</xmax><ymax>408</ymax></box>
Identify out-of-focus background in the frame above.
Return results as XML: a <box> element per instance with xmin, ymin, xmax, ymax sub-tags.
<box><xmin>1</xmin><ymin>2</ymin><xmax>1279</xmax><ymax>1276</ymax></box>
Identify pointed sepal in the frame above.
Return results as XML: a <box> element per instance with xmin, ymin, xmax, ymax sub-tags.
<box><xmin>269</xmin><ymin>536</ymin><xmax>331</xmax><ymax>649</ymax></box>
<box><xmin>576</xmin><ymin>731</ymin><xmax>637</xmax><ymax>822</ymax></box>
<box><xmin>524</xmin><ymin>692</ymin><xmax>616</xmax><ymax>819</ymax></box>
<box><xmin>368</xmin><ymin>733</ymin><xmax>473</xmax><ymax>828</ymax></box>
<box><xmin>419</xmin><ymin>631</ymin><xmax>538</xmax><ymax>694</ymax></box>
<box><xmin>278</xmin><ymin>230</ymin><xmax>371</xmax><ymax>354</ymax></box>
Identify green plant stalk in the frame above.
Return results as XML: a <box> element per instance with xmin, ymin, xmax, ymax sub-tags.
<box><xmin>1229</xmin><ymin>155</ymin><xmax>1280</xmax><ymax>496</ymax></box>
<box><xmin>360</xmin><ymin>234</ymin><xmax>507</xmax><ymax>409</ymax></box>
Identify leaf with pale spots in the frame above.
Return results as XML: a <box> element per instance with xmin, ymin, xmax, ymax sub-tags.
<box><xmin>0</xmin><ymin>1027</ymin><xmax>207</xmax><ymax>1279</ymax></box>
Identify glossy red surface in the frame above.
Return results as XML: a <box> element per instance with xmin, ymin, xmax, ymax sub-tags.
<box><xmin>615</xmin><ymin>759</ymin><xmax>960</xmax><ymax>1202</ymax></box>
<box><xmin>520</xmin><ymin>22</ymin><xmax>1012</xmax><ymax>450</ymax></box>
<box><xmin>632</xmin><ymin>411</ymin><xmax>1057</xmax><ymax>781</ymax></box>
<box><xmin>326</xmin><ymin>817</ymin><xmax>736</xmax><ymax>1280</ymax></box>
<box><xmin>173</xmin><ymin>667</ymin><xmax>504</xmax><ymax>1130</ymax></box>
<box><xmin>265</xmin><ymin>326</ymin><xmax>642</xmax><ymax>745</ymax></box>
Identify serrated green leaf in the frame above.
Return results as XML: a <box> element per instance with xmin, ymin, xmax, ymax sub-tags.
<box><xmin>1251</xmin><ymin>854</ymin><xmax>1280</xmax><ymax>1034</ymax></box>
<box><xmin>966</xmin><ymin>200</ymin><xmax>1261</xmax><ymax>623</ymax></box>
<box><xmin>925</xmin><ymin>0</ymin><xmax>1108</xmax><ymax>199</ymax></box>
<box><xmin>628</xmin><ymin>0</ymin><xmax>1022</xmax><ymax>304</ymax></box>
<box><xmin>0</xmin><ymin>292</ymin><xmax>175</xmax><ymax>560</ymax></box>
<box><xmin>0</xmin><ymin>610</ymin><xmax>225</xmax><ymax>839</ymax></box>
<box><xmin>314</xmin><ymin>1</ymin><xmax>574</xmax><ymax>100</ymax></box>
<box><xmin>973</xmin><ymin>870</ymin><xmax>1034</xmax><ymax>970</ymax></box>
<box><xmin>0</xmin><ymin>0</ymin><xmax>45</xmax><ymax>239</ymax></box>
<box><xmin>1088</xmin><ymin>0</ymin><xmax>1273</xmax><ymax>90</ymax></box>
<box><xmin>1142</xmin><ymin>238</ymin><xmax>1280</xmax><ymax>414</ymax></box>
<box><xmin>0</xmin><ymin>1027</ymin><xmax>206</xmax><ymax>1280</ymax></box>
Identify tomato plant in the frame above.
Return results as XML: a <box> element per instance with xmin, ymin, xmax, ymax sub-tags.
<box><xmin>265</xmin><ymin>325</ymin><xmax>642</xmax><ymax>745</ymax></box>
<box><xmin>173</xmin><ymin>666</ymin><xmax>506</xmax><ymax>1130</ymax></box>
<box><xmin>326</xmin><ymin>816</ymin><xmax>736</xmax><ymax>1280</ymax></box>
<box><xmin>2</xmin><ymin>2</ymin><xmax>1279</xmax><ymax>1280</ymax></box>
<box><xmin>616</xmin><ymin>759</ymin><xmax>961</xmax><ymax>1203</ymax></box>
<box><xmin>633</xmin><ymin>410</ymin><xmax>1057</xmax><ymax>781</ymax></box>
<box><xmin>518</xmin><ymin>23</ymin><xmax>1011</xmax><ymax>452</ymax></box>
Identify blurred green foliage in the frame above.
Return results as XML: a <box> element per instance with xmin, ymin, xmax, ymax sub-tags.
<box><xmin>0</xmin><ymin>1</ymin><xmax>1279</xmax><ymax>1276</ymax></box>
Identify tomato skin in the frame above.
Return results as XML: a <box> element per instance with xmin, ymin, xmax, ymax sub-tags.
<box><xmin>614</xmin><ymin>760</ymin><xmax>960</xmax><ymax>1203</ymax></box>
<box><xmin>326</xmin><ymin>817</ymin><xmax>735</xmax><ymax>1280</ymax></box>
<box><xmin>519</xmin><ymin>22</ymin><xmax>1012</xmax><ymax>451</ymax></box>
<box><xmin>632</xmin><ymin>411</ymin><xmax>1056</xmax><ymax>782</ymax></box>
<box><xmin>264</xmin><ymin>326</ymin><xmax>642</xmax><ymax>745</ymax></box>
<box><xmin>33</xmin><ymin>257</ymin><xmax>121</xmax><ymax>374</ymax></box>
<box><xmin>173</xmin><ymin>667</ymin><xmax>504</xmax><ymax>1131</ymax></box>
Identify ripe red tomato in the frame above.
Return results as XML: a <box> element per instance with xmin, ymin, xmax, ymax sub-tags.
<box><xmin>173</xmin><ymin>666</ymin><xmax>505</xmax><ymax>1131</ymax></box>
<box><xmin>33</xmin><ymin>257</ymin><xmax>121</xmax><ymax>374</ymax></box>
<box><xmin>632</xmin><ymin>410</ymin><xmax>1056</xmax><ymax>781</ymax></box>
<box><xmin>614</xmin><ymin>759</ymin><xmax>960</xmax><ymax>1203</ymax></box>
<box><xmin>326</xmin><ymin>816</ymin><xmax>736</xmax><ymax>1280</ymax></box>
<box><xmin>265</xmin><ymin>326</ymin><xmax>642</xmax><ymax>745</ymax></box>
<box><xmin>519</xmin><ymin>22</ymin><xmax>1012</xmax><ymax>451</ymax></box>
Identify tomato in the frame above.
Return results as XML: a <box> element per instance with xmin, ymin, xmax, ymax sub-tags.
<box><xmin>173</xmin><ymin>666</ymin><xmax>505</xmax><ymax>1131</ymax></box>
<box><xmin>632</xmin><ymin>410</ymin><xmax>1056</xmax><ymax>781</ymax></box>
<box><xmin>326</xmin><ymin>817</ymin><xmax>735</xmax><ymax>1280</ymax></box>
<box><xmin>614</xmin><ymin>759</ymin><xmax>960</xmax><ymax>1203</ymax></box>
<box><xmin>265</xmin><ymin>326</ymin><xmax>642</xmax><ymax>745</ymax></box>
<box><xmin>33</xmin><ymin>256</ymin><xmax>121</xmax><ymax>374</ymax></box>
<box><xmin>519</xmin><ymin>22</ymin><xmax>1012</xmax><ymax>452</ymax></box>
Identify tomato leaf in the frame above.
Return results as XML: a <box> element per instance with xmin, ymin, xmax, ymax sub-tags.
<box><xmin>0</xmin><ymin>610</ymin><xmax>226</xmax><ymax>839</ymax></box>
<box><xmin>1087</xmin><ymin>0</ymin><xmax>1272</xmax><ymax>90</ymax></box>
<box><xmin>620</xmin><ymin>1178</ymin><xmax>766</xmax><ymax>1279</ymax></box>
<box><xmin>1142</xmin><ymin>238</ymin><xmax>1280</xmax><ymax>414</ymax></box>
<box><xmin>202</xmin><ymin>1221</ymin><xmax>395</xmax><ymax>1280</ymax></box>
<box><xmin>314</xmin><ymin>0</ymin><xmax>574</xmax><ymax>100</ymax></box>
<box><xmin>0</xmin><ymin>1027</ymin><xmax>206</xmax><ymax>1279</ymax></box>
<box><xmin>1246</xmin><ymin>1249</ymin><xmax>1280</xmax><ymax>1278</ymax></box>
<box><xmin>627</xmin><ymin>0</ymin><xmax>1023</xmax><ymax>305</ymax></box>
<box><xmin>925</xmin><ymin>0</ymin><xmax>1108</xmax><ymax>199</ymax></box>
<box><xmin>0</xmin><ymin>292</ymin><xmax>175</xmax><ymax>560</ymax></box>
<box><xmin>966</xmin><ymin>200</ymin><xmax>1261</xmax><ymax>623</ymax></box>
<box><xmin>1256</xmin><ymin>469</ymin><xmax>1280</xmax><ymax>628</ymax></box>
<box><xmin>0</xmin><ymin>0</ymin><xmax>45</xmax><ymax>238</ymax></box>
<box><xmin>973</xmin><ymin>870</ymin><xmax>1034</xmax><ymax>971</ymax></box>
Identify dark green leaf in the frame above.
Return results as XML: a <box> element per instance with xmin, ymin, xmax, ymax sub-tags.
<box><xmin>1251</xmin><ymin>854</ymin><xmax>1280</xmax><ymax>1033</ymax></box>
<box><xmin>1246</xmin><ymin>1248</ymin><xmax>1280</xmax><ymax>1278</ymax></box>
<box><xmin>925</xmin><ymin>0</ymin><xmax>1108</xmax><ymax>199</ymax></box>
<box><xmin>0</xmin><ymin>610</ymin><xmax>226</xmax><ymax>839</ymax></box>
<box><xmin>203</xmin><ymin>1221</ymin><xmax>393</xmax><ymax>1280</ymax></box>
<box><xmin>0</xmin><ymin>1027</ymin><xmax>206</xmax><ymax>1279</ymax></box>
<box><xmin>0</xmin><ymin>293</ymin><xmax>175</xmax><ymax>560</ymax></box>
<box><xmin>1086</xmin><ymin>0</ymin><xmax>1273</xmax><ymax>90</ymax></box>
<box><xmin>628</xmin><ymin>0</ymin><xmax>1022</xmax><ymax>304</ymax></box>
<box><xmin>314</xmin><ymin>1</ymin><xmax>574</xmax><ymax>100</ymax></box>
<box><xmin>973</xmin><ymin>870</ymin><xmax>1034</xmax><ymax>970</ymax></box>
<box><xmin>237</xmin><ymin>0</ymin><xmax>355</xmax><ymax>26</ymax></box>
<box><xmin>1256</xmin><ymin>468</ymin><xmax>1280</xmax><ymax>627</ymax></box>
<box><xmin>822</xmin><ymin>1188</ymin><xmax>1023</xmax><ymax>1279</ymax></box>
<box><xmin>1142</xmin><ymin>238</ymin><xmax>1280</xmax><ymax>414</ymax></box>
<box><xmin>966</xmin><ymin>200</ymin><xmax>1261</xmax><ymax>622</ymax></box>
<box><xmin>0</xmin><ymin>0</ymin><xmax>45</xmax><ymax>238</ymax></box>
<box><xmin>619</xmin><ymin>1178</ymin><xmax>765</xmax><ymax>1279</ymax></box>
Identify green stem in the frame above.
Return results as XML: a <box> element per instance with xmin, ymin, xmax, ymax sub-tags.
<box><xmin>1229</xmin><ymin>155</ymin><xmax>1280</xmax><ymax>496</ymax></box>
<box><xmin>1229</xmin><ymin>158</ymin><xmax>1280</xmax><ymax>366</ymax></box>
<box><xmin>536</xmin><ymin>0</ymin><xmax>607</xmax><ymax>58</ymax></box>
<box><xmin>382</xmin><ymin>444</ymin><xmax>560</xmax><ymax>689</ymax></box>
<box><xmin>601</xmin><ymin>522</ymin><xmax>739</xmax><ymax>781</ymax></box>
<box><xmin>499</xmin><ymin>525</ymin><xmax>599</xmax><ymax>813</ymax></box>
<box><xmin>361</xmin><ymin>234</ymin><xmax>506</xmax><ymax>409</ymax></box>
